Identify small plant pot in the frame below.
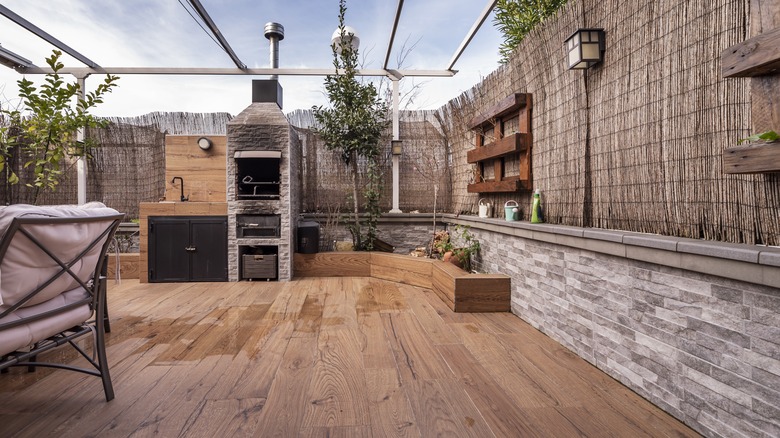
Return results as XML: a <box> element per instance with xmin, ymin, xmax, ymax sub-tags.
<box><xmin>443</xmin><ymin>250</ymin><xmax>467</xmax><ymax>270</ymax></box>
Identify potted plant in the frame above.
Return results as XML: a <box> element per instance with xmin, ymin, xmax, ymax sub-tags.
<box><xmin>435</xmin><ymin>225</ymin><xmax>480</xmax><ymax>271</ymax></box>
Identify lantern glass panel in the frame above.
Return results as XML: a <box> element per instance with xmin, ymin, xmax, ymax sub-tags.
<box><xmin>582</xmin><ymin>43</ymin><xmax>600</xmax><ymax>60</ymax></box>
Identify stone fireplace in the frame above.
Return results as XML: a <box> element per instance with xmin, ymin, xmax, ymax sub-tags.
<box><xmin>226</xmin><ymin>80</ymin><xmax>301</xmax><ymax>281</ymax></box>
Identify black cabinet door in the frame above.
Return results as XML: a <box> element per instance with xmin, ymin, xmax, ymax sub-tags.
<box><xmin>190</xmin><ymin>218</ymin><xmax>228</xmax><ymax>281</ymax></box>
<box><xmin>149</xmin><ymin>216</ymin><xmax>227</xmax><ymax>282</ymax></box>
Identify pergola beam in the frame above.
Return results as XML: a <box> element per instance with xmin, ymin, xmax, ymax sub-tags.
<box><xmin>0</xmin><ymin>4</ymin><xmax>99</xmax><ymax>68</ymax></box>
<box><xmin>187</xmin><ymin>0</ymin><xmax>247</xmax><ymax>69</ymax></box>
<box><xmin>0</xmin><ymin>44</ymin><xmax>35</xmax><ymax>70</ymax></box>
<box><xmin>383</xmin><ymin>0</ymin><xmax>404</xmax><ymax>70</ymax></box>
<box><xmin>14</xmin><ymin>66</ymin><xmax>456</xmax><ymax>78</ymax></box>
<box><xmin>446</xmin><ymin>0</ymin><xmax>497</xmax><ymax>71</ymax></box>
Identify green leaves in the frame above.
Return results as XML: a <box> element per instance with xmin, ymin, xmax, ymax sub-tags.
<box><xmin>0</xmin><ymin>50</ymin><xmax>119</xmax><ymax>201</ymax></box>
<box><xmin>493</xmin><ymin>0</ymin><xmax>569</xmax><ymax>63</ymax></box>
<box><xmin>312</xmin><ymin>0</ymin><xmax>389</xmax><ymax>250</ymax></box>
<box><xmin>738</xmin><ymin>130</ymin><xmax>780</xmax><ymax>144</ymax></box>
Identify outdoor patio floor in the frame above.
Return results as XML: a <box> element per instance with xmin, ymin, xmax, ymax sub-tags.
<box><xmin>0</xmin><ymin>277</ymin><xmax>700</xmax><ymax>437</ymax></box>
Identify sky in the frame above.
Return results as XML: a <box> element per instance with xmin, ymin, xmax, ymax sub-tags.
<box><xmin>0</xmin><ymin>0</ymin><xmax>503</xmax><ymax>117</ymax></box>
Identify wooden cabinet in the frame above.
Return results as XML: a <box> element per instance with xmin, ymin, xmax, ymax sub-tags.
<box><xmin>467</xmin><ymin>93</ymin><xmax>533</xmax><ymax>193</ymax></box>
<box><xmin>148</xmin><ymin>216</ymin><xmax>228</xmax><ymax>282</ymax></box>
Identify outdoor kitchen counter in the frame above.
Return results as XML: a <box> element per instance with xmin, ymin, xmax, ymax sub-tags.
<box><xmin>138</xmin><ymin>202</ymin><xmax>228</xmax><ymax>283</ymax></box>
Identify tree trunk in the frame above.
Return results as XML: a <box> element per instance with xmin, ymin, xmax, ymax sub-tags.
<box><xmin>349</xmin><ymin>151</ymin><xmax>361</xmax><ymax>248</ymax></box>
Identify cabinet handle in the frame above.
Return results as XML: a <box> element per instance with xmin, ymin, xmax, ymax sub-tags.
<box><xmin>185</xmin><ymin>246</ymin><xmax>197</xmax><ymax>252</ymax></box>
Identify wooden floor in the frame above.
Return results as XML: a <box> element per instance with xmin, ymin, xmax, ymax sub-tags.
<box><xmin>0</xmin><ymin>278</ymin><xmax>700</xmax><ymax>437</ymax></box>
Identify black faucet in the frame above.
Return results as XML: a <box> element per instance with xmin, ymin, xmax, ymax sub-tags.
<box><xmin>171</xmin><ymin>177</ymin><xmax>188</xmax><ymax>201</ymax></box>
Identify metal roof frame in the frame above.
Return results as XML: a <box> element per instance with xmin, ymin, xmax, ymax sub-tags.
<box><xmin>0</xmin><ymin>44</ymin><xmax>35</xmax><ymax>70</ymax></box>
<box><xmin>0</xmin><ymin>4</ymin><xmax>99</xmax><ymax>68</ymax></box>
<box><xmin>186</xmin><ymin>0</ymin><xmax>247</xmax><ymax>69</ymax></box>
<box><xmin>447</xmin><ymin>0</ymin><xmax>497</xmax><ymax>71</ymax></box>
<box><xmin>0</xmin><ymin>0</ymin><xmax>495</xmax><ymax>79</ymax></box>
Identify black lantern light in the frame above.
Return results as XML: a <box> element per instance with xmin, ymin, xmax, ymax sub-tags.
<box><xmin>391</xmin><ymin>140</ymin><xmax>402</xmax><ymax>156</ymax></box>
<box><xmin>564</xmin><ymin>28</ymin><xmax>605</xmax><ymax>70</ymax></box>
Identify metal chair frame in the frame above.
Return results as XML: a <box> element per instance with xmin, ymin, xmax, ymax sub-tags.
<box><xmin>0</xmin><ymin>214</ymin><xmax>123</xmax><ymax>402</ymax></box>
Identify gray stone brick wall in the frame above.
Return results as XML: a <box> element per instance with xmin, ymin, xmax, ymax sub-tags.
<box><xmin>302</xmin><ymin>214</ymin><xmax>442</xmax><ymax>255</ymax></box>
<box><xmin>470</xmin><ymin>226</ymin><xmax>780</xmax><ymax>438</ymax></box>
<box><xmin>227</xmin><ymin>101</ymin><xmax>295</xmax><ymax>281</ymax></box>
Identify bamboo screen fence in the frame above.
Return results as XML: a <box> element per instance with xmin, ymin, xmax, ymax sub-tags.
<box><xmin>287</xmin><ymin>109</ymin><xmax>451</xmax><ymax>214</ymax></box>
<box><xmin>0</xmin><ymin>112</ymin><xmax>231</xmax><ymax>219</ymax></box>
<box><xmin>438</xmin><ymin>0</ymin><xmax>778</xmax><ymax>246</ymax></box>
<box><xmin>1</xmin><ymin>0</ymin><xmax>776</xmax><ymax>245</ymax></box>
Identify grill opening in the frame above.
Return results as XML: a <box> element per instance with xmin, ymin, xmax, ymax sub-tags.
<box><xmin>235</xmin><ymin>155</ymin><xmax>281</xmax><ymax>199</ymax></box>
<box><xmin>237</xmin><ymin>214</ymin><xmax>281</xmax><ymax>238</ymax></box>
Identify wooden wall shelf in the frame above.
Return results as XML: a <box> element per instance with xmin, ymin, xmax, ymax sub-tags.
<box><xmin>723</xmin><ymin>144</ymin><xmax>780</xmax><ymax>173</ymax></box>
<box><xmin>467</xmin><ymin>178</ymin><xmax>524</xmax><ymax>193</ymax></box>
<box><xmin>467</xmin><ymin>93</ymin><xmax>532</xmax><ymax>194</ymax></box>
<box><xmin>721</xmin><ymin>26</ymin><xmax>780</xmax><ymax>78</ymax></box>
<box><xmin>468</xmin><ymin>93</ymin><xmax>530</xmax><ymax>129</ymax></box>
<box><xmin>467</xmin><ymin>133</ymin><xmax>528</xmax><ymax>163</ymax></box>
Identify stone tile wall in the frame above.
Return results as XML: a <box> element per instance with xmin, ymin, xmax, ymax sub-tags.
<box><xmin>471</xmin><ymin>226</ymin><xmax>780</xmax><ymax>438</ymax></box>
<box><xmin>227</xmin><ymin>102</ymin><xmax>295</xmax><ymax>281</ymax></box>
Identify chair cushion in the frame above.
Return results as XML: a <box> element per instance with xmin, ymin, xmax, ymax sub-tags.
<box><xmin>0</xmin><ymin>203</ymin><xmax>120</xmax><ymax>308</ymax></box>
<box><xmin>0</xmin><ymin>287</ymin><xmax>92</xmax><ymax>355</ymax></box>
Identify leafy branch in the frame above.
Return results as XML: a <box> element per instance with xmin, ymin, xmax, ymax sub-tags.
<box><xmin>312</xmin><ymin>0</ymin><xmax>389</xmax><ymax>250</ymax></box>
<box><xmin>0</xmin><ymin>50</ymin><xmax>119</xmax><ymax>203</ymax></box>
<box><xmin>738</xmin><ymin>130</ymin><xmax>779</xmax><ymax>145</ymax></box>
<box><xmin>493</xmin><ymin>0</ymin><xmax>569</xmax><ymax>63</ymax></box>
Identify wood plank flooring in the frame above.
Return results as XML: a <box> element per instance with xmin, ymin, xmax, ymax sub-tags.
<box><xmin>0</xmin><ymin>278</ymin><xmax>700</xmax><ymax>437</ymax></box>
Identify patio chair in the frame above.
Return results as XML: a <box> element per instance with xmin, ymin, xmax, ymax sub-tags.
<box><xmin>0</xmin><ymin>203</ymin><xmax>123</xmax><ymax>402</ymax></box>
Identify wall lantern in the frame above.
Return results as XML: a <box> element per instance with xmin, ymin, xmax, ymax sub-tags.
<box><xmin>391</xmin><ymin>140</ymin><xmax>403</xmax><ymax>156</ymax></box>
<box><xmin>197</xmin><ymin>137</ymin><xmax>213</xmax><ymax>151</ymax></box>
<box><xmin>565</xmin><ymin>28</ymin><xmax>605</xmax><ymax>69</ymax></box>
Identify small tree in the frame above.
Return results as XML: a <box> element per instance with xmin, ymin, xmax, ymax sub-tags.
<box><xmin>0</xmin><ymin>50</ymin><xmax>119</xmax><ymax>203</ymax></box>
<box><xmin>493</xmin><ymin>0</ymin><xmax>569</xmax><ymax>63</ymax></box>
<box><xmin>312</xmin><ymin>0</ymin><xmax>389</xmax><ymax>250</ymax></box>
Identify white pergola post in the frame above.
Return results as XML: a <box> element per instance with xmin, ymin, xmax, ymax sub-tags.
<box><xmin>76</xmin><ymin>75</ymin><xmax>87</xmax><ymax>205</ymax></box>
<box><xmin>389</xmin><ymin>77</ymin><xmax>402</xmax><ymax>214</ymax></box>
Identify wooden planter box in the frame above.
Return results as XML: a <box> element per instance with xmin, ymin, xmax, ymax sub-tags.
<box><xmin>723</xmin><ymin>144</ymin><xmax>780</xmax><ymax>173</ymax></box>
<box><xmin>294</xmin><ymin>252</ymin><xmax>510</xmax><ymax>313</ymax></box>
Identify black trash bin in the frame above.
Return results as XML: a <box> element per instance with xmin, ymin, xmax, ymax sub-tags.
<box><xmin>297</xmin><ymin>221</ymin><xmax>320</xmax><ymax>254</ymax></box>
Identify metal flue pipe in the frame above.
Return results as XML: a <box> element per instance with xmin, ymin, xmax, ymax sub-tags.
<box><xmin>264</xmin><ymin>22</ymin><xmax>284</xmax><ymax>79</ymax></box>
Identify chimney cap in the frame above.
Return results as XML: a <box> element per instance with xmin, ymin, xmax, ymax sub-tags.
<box><xmin>264</xmin><ymin>22</ymin><xmax>284</xmax><ymax>40</ymax></box>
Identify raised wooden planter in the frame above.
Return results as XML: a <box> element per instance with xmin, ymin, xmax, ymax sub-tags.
<box><xmin>723</xmin><ymin>144</ymin><xmax>780</xmax><ymax>173</ymax></box>
<box><xmin>294</xmin><ymin>252</ymin><xmax>510</xmax><ymax>313</ymax></box>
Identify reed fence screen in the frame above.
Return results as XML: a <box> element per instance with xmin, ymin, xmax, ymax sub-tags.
<box><xmin>438</xmin><ymin>0</ymin><xmax>776</xmax><ymax>245</ymax></box>
<box><xmin>288</xmin><ymin>109</ymin><xmax>451</xmax><ymax>215</ymax></box>
<box><xmin>2</xmin><ymin>0</ymin><xmax>775</xmax><ymax>245</ymax></box>
<box><xmin>0</xmin><ymin>112</ymin><xmax>231</xmax><ymax>219</ymax></box>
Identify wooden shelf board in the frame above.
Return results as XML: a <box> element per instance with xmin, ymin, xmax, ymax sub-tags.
<box><xmin>467</xmin><ymin>133</ymin><xmax>527</xmax><ymax>163</ymax></box>
<box><xmin>723</xmin><ymin>143</ymin><xmax>780</xmax><ymax>173</ymax></box>
<box><xmin>468</xmin><ymin>93</ymin><xmax>529</xmax><ymax>129</ymax></box>
<box><xmin>467</xmin><ymin>178</ymin><xmax>525</xmax><ymax>193</ymax></box>
<box><xmin>722</xmin><ymin>26</ymin><xmax>780</xmax><ymax>77</ymax></box>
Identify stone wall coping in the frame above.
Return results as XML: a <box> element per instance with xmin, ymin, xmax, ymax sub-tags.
<box><xmin>301</xmin><ymin>212</ymin><xmax>440</xmax><ymax>225</ymax></box>
<box><xmin>442</xmin><ymin>214</ymin><xmax>780</xmax><ymax>288</ymax></box>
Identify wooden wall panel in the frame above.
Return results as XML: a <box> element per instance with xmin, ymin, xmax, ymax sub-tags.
<box><xmin>164</xmin><ymin>135</ymin><xmax>227</xmax><ymax>203</ymax></box>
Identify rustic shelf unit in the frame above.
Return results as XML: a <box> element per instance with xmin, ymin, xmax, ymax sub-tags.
<box><xmin>467</xmin><ymin>93</ymin><xmax>532</xmax><ymax>193</ymax></box>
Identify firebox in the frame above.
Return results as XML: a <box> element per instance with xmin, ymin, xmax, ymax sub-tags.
<box><xmin>237</xmin><ymin>214</ymin><xmax>281</xmax><ymax>238</ymax></box>
<box><xmin>235</xmin><ymin>150</ymin><xmax>281</xmax><ymax>199</ymax></box>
